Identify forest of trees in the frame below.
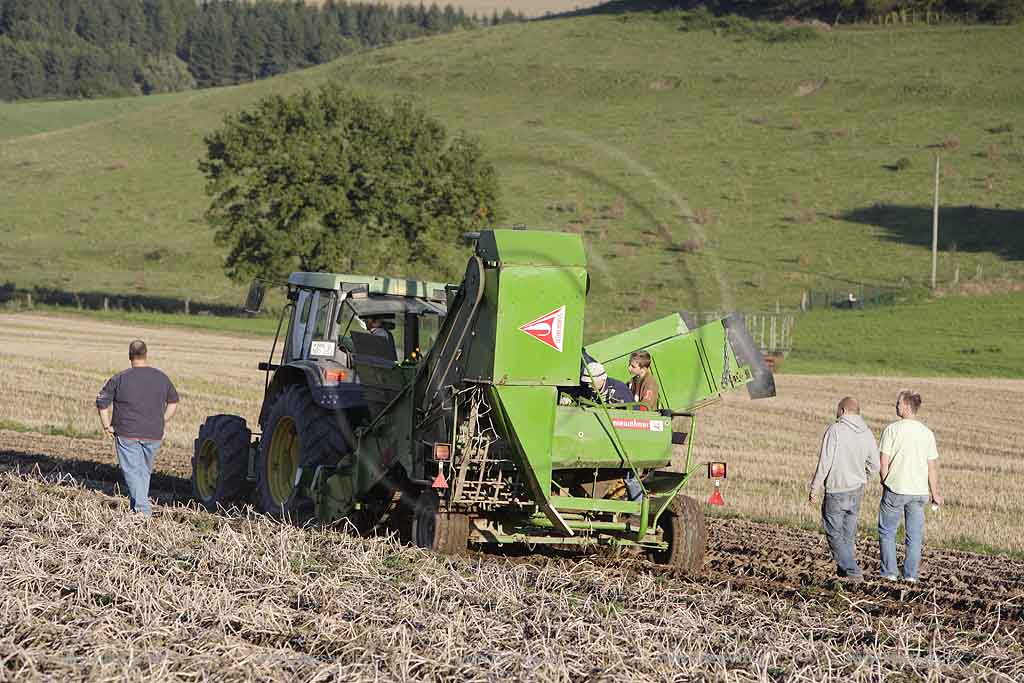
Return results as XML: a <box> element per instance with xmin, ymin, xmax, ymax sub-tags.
<box><xmin>0</xmin><ymin>0</ymin><xmax>527</xmax><ymax>101</ymax></box>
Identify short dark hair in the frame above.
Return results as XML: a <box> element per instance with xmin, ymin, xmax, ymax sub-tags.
<box><xmin>129</xmin><ymin>339</ymin><xmax>148</xmax><ymax>360</ymax></box>
<box><xmin>897</xmin><ymin>389</ymin><xmax>922</xmax><ymax>413</ymax></box>
<box><xmin>629</xmin><ymin>350</ymin><xmax>652</xmax><ymax>368</ymax></box>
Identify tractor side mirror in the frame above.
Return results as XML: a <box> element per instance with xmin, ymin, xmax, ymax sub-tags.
<box><xmin>243</xmin><ymin>280</ymin><xmax>265</xmax><ymax>314</ymax></box>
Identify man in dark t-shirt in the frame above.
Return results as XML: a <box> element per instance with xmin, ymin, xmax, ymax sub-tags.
<box><xmin>96</xmin><ymin>339</ymin><xmax>179</xmax><ymax>516</ymax></box>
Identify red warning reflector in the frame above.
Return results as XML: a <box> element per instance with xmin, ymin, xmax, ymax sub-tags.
<box><xmin>431</xmin><ymin>470</ymin><xmax>448</xmax><ymax>489</ymax></box>
<box><xmin>707</xmin><ymin>461</ymin><xmax>728</xmax><ymax>480</ymax></box>
<box><xmin>433</xmin><ymin>443</ymin><xmax>451</xmax><ymax>461</ymax></box>
<box><xmin>519</xmin><ymin>305</ymin><xmax>566</xmax><ymax>352</ymax></box>
<box><xmin>323</xmin><ymin>368</ymin><xmax>348</xmax><ymax>382</ymax></box>
<box><xmin>707</xmin><ymin>483</ymin><xmax>725</xmax><ymax>506</ymax></box>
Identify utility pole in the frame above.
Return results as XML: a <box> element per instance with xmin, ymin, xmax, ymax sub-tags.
<box><xmin>931</xmin><ymin>154</ymin><xmax>940</xmax><ymax>290</ymax></box>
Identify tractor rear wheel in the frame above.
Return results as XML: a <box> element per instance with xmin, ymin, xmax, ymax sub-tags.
<box><xmin>256</xmin><ymin>384</ymin><xmax>352</xmax><ymax>521</ymax></box>
<box><xmin>411</xmin><ymin>490</ymin><xmax>470</xmax><ymax>555</ymax></box>
<box><xmin>649</xmin><ymin>495</ymin><xmax>706</xmax><ymax>572</ymax></box>
<box><xmin>192</xmin><ymin>414</ymin><xmax>251</xmax><ymax>510</ymax></box>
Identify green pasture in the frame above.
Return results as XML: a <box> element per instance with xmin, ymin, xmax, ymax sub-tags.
<box><xmin>1</xmin><ymin>12</ymin><xmax>1021</xmax><ymax>345</ymax></box>
<box><xmin>786</xmin><ymin>290</ymin><xmax>1024</xmax><ymax>377</ymax></box>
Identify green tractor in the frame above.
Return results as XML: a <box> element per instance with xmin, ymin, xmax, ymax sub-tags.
<box><xmin>192</xmin><ymin>229</ymin><xmax>775</xmax><ymax>569</ymax></box>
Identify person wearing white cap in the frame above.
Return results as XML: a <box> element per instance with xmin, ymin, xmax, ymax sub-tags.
<box><xmin>581</xmin><ymin>361</ymin><xmax>644</xmax><ymax>501</ymax></box>
<box><xmin>581</xmin><ymin>361</ymin><xmax>633</xmax><ymax>404</ymax></box>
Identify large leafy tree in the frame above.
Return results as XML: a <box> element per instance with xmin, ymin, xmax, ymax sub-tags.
<box><xmin>199</xmin><ymin>84</ymin><xmax>501</xmax><ymax>283</ymax></box>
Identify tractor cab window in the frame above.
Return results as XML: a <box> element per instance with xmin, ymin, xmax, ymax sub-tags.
<box><xmin>417</xmin><ymin>312</ymin><xmax>443</xmax><ymax>356</ymax></box>
<box><xmin>336</xmin><ymin>295</ymin><xmax>446</xmax><ymax>362</ymax></box>
<box><xmin>287</xmin><ymin>289</ymin><xmax>314</xmax><ymax>361</ymax></box>
<box><xmin>312</xmin><ymin>292</ymin><xmax>335</xmax><ymax>342</ymax></box>
<box><xmin>286</xmin><ymin>289</ymin><xmax>336</xmax><ymax>361</ymax></box>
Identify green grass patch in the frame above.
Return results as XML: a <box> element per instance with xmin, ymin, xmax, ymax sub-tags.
<box><xmin>9</xmin><ymin>305</ymin><xmax>280</xmax><ymax>338</ymax></box>
<box><xmin>1</xmin><ymin>14</ymin><xmax>1022</xmax><ymax>359</ymax></box>
<box><xmin>676</xmin><ymin>7</ymin><xmax>822</xmax><ymax>42</ymax></box>
<box><xmin>0</xmin><ymin>418</ymin><xmax>102</xmax><ymax>440</ymax></box>
<box><xmin>946</xmin><ymin>535</ymin><xmax>1024</xmax><ymax>560</ymax></box>
<box><xmin>785</xmin><ymin>291</ymin><xmax>1024</xmax><ymax>377</ymax></box>
<box><xmin>0</xmin><ymin>93</ymin><xmax>181</xmax><ymax>141</ymax></box>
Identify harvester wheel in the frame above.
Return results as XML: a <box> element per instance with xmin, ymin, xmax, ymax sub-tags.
<box><xmin>412</xmin><ymin>490</ymin><xmax>470</xmax><ymax>555</ymax></box>
<box><xmin>649</xmin><ymin>495</ymin><xmax>706</xmax><ymax>572</ymax></box>
<box><xmin>256</xmin><ymin>385</ymin><xmax>352</xmax><ymax>521</ymax></box>
<box><xmin>192</xmin><ymin>414</ymin><xmax>252</xmax><ymax>510</ymax></box>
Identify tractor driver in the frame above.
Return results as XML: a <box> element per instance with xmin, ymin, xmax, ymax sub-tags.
<box><xmin>365</xmin><ymin>316</ymin><xmax>397</xmax><ymax>360</ymax></box>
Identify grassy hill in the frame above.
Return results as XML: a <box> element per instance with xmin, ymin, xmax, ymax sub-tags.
<box><xmin>1</xmin><ymin>11</ymin><xmax>1022</xmax><ymax>339</ymax></box>
<box><xmin>786</xmin><ymin>289</ymin><xmax>1024</xmax><ymax>377</ymax></box>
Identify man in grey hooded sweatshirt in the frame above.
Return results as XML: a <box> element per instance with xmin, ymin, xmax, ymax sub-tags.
<box><xmin>809</xmin><ymin>397</ymin><xmax>880</xmax><ymax>581</ymax></box>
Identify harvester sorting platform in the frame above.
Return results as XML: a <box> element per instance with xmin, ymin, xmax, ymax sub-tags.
<box><xmin>192</xmin><ymin>229</ymin><xmax>775</xmax><ymax>569</ymax></box>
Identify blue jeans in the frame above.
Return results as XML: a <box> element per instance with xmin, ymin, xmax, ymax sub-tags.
<box><xmin>115</xmin><ymin>436</ymin><xmax>161</xmax><ymax>516</ymax></box>
<box><xmin>822</xmin><ymin>486</ymin><xmax>864</xmax><ymax>577</ymax></box>
<box><xmin>878</xmin><ymin>488</ymin><xmax>929</xmax><ymax>580</ymax></box>
<box><xmin>625</xmin><ymin>472</ymin><xmax>644</xmax><ymax>501</ymax></box>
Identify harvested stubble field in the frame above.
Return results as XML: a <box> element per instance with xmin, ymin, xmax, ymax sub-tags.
<box><xmin>1</xmin><ymin>451</ymin><xmax>1022</xmax><ymax>681</ymax></box>
<box><xmin>2</xmin><ymin>312</ymin><xmax>1022</xmax><ymax>553</ymax></box>
<box><xmin>1</xmin><ymin>312</ymin><xmax>1024</xmax><ymax>679</ymax></box>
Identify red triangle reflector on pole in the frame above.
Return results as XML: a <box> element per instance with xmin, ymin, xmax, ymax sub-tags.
<box><xmin>431</xmin><ymin>470</ymin><xmax>448</xmax><ymax>489</ymax></box>
<box><xmin>707</xmin><ymin>485</ymin><xmax>725</xmax><ymax>506</ymax></box>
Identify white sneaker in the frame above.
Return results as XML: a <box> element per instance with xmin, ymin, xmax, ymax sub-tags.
<box><xmin>881</xmin><ymin>574</ymin><xmax>898</xmax><ymax>581</ymax></box>
<box><xmin>904</xmin><ymin>577</ymin><xmax>918</xmax><ymax>584</ymax></box>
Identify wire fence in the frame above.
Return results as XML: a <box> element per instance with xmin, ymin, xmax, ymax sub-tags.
<box><xmin>800</xmin><ymin>283</ymin><xmax>898</xmax><ymax>312</ymax></box>
<box><xmin>685</xmin><ymin>311</ymin><xmax>795</xmax><ymax>356</ymax></box>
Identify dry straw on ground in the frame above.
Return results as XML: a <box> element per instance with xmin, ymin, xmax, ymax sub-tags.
<box><xmin>1</xmin><ymin>313</ymin><xmax>1024</xmax><ymax>680</ymax></box>
<box><xmin>2</xmin><ymin>312</ymin><xmax>1023</xmax><ymax>553</ymax></box>
<box><xmin>0</xmin><ymin>469</ymin><xmax>1021</xmax><ymax>681</ymax></box>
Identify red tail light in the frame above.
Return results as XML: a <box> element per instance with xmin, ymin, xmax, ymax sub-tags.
<box><xmin>433</xmin><ymin>443</ymin><xmax>451</xmax><ymax>461</ymax></box>
<box><xmin>708</xmin><ymin>462</ymin><xmax>727</xmax><ymax>479</ymax></box>
<box><xmin>323</xmin><ymin>368</ymin><xmax>348</xmax><ymax>382</ymax></box>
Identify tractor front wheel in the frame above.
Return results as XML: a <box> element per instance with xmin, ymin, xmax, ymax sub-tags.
<box><xmin>411</xmin><ymin>490</ymin><xmax>470</xmax><ymax>555</ymax></box>
<box><xmin>649</xmin><ymin>495</ymin><xmax>706</xmax><ymax>572</ymax></box>
<box><xmin>256</xmin><ymin>385</ymin><xmax>351</xmax><ymax>521</ymax></box>
<box><xmin>192</xmin><ymin>414</ymin><xmax>251</xmax><ymax>511</ymax></box>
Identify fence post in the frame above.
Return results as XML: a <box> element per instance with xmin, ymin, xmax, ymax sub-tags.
<box><xmin>932</xmin><ymin>154</ymin><xmax>940</xmax><ymax>290</ymax></box>
<box><xmin>184</xmin><ymin>299</ymin><xmax>190</xmax><ymax>315</ymax></box>
<box><xmin>26</xmin><ymin>292</ymin><xmax>33</xmax><ymax>308</ymax></box>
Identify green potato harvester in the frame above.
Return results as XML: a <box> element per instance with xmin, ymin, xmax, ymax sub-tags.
<box><xmin>192</xmin><ymin>228</ymin><xmax>775</xmax><ymax>569</ymax></box>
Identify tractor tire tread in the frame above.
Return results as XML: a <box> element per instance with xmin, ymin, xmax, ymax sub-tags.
<box><xmin>255</xmin><ymin>385</ymin><xmax>353</xmax><ymax>520</ymax></box>
<box><xmin>191</xmin><ymin>414</ymin><xmax>251</xmax><ymax>510</ymax></box>
<box><xmin>413</xmin><ymin>490</ymin><xmax>470</xmax><ymax>556</ymax></box>
<box><xmin>652</xmin><ymin>494</ymin><xmax>707</xmax><ymax>572</ymax></box>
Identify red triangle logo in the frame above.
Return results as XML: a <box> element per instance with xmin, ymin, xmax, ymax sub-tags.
<box><xmin>519</xmin><ymin>305</ymin><xmax>566</xmax><ymax>352</ymax></box>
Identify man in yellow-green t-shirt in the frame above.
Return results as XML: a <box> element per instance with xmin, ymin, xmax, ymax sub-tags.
<box><xmin>877</xmin><ymin>390</ymin><xmax>944</xmax><ymax>583</ymax></box>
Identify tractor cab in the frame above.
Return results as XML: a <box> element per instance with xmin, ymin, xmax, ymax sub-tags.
<box><xmin>276</xmin><ymin>272</ymin><xmax>449</xmax><ymax>368</ymax></box>
<box><xmin>254</xmin><ymin>271</ymin><xmax>451</xmax><ymax>432</ymax></box>
<box><xmin>334</xmin><ymin>294</ymin><xmax>446</xmax><ymax>364</ymax></box>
